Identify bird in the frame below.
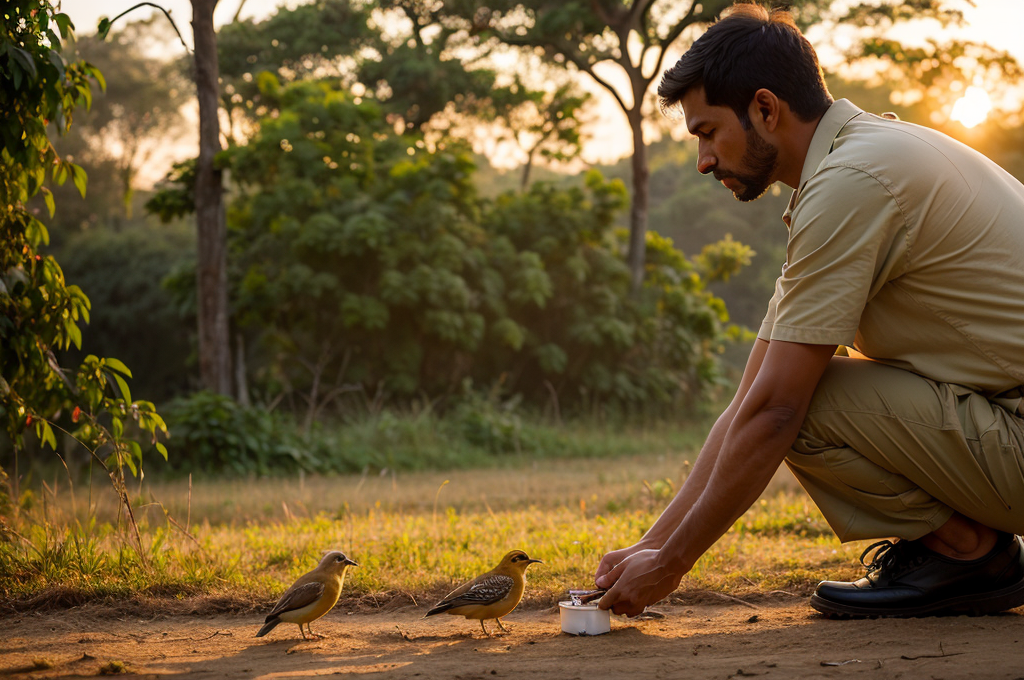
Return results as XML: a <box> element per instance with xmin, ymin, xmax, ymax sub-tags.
<box><xmin>256</xmin><ymin>550</ymin><xmax>357</xmax><ymax>640</ymax></box>
<box><xmin>424</xmin><ymin>549</ymin><xmax>542</xmax><ymax>636</ymax></box>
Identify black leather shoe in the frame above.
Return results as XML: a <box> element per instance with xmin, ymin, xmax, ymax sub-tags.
<box><xmin>810</xmin><ymin>532</ymin><xmax>1024</xmax><ymax>618</ymax></box>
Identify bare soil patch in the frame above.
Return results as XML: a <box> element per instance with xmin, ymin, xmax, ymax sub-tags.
<box><xmin>3</xmin><ymin>601</ymin><xmax>1024</xmax><ymax>679</ymax></box>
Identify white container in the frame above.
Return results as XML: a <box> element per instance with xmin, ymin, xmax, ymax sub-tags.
<box><xmin>559</xmin><ymin>601</ymin><xmax>611</xmax><ymax>636</ymax></box>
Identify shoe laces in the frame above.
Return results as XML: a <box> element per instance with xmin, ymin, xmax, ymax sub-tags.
<box><xmin>859</xmin><ymin>539</ymin><xmax>922</xmax><ymax>574</ymax></box>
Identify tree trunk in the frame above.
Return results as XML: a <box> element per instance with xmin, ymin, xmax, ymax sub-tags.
<box><xmin>626</xmin><ymin>109</ymin><xmax>649</xmax><ymax>294</ymax></box>
<box><xmin>234</xmin><ymin>332</ymin><xmax>250</xmax><ymax>407</ymax></box>
<box><xmin>191</xmin><ymin>0</ymin><xmax>232</xmax><ymax>395</ymax></box>
<box><xmin>520</xmin><ymin>152</ymin><xmax>534</xmax><ymax>192</ymax></box>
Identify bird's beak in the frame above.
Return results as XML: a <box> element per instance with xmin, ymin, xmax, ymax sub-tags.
<box><xmin>345</xmin><ymin>558</ymin><xmax>358</xmax><ymax>567</ymax></box>
<box><xmin>527</xmin><ymin>558</ymin><xmax>543</xmax><ymax>564</ymax></box>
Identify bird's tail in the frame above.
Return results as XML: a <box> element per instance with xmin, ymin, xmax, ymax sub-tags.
<box><xmin>423</xmin><ymin>602</ymin><xmax>453</xmax><ymax>618</ymax></box>
<box><xmin>256</xmin><ymin>617</ymin><xmax>281</xmax><ymax>637</ymax></box>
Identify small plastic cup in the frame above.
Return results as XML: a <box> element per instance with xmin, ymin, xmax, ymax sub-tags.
<box><xmin>558</xmin><ymin>601</ymin><xmax>611</xmax><ymax>635</ymax></box>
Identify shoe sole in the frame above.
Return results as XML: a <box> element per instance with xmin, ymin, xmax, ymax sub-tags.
<box><xmin>810</xmin><ymin>578</ymin><xmax>1024</xmax><ymax>619</ymax></box>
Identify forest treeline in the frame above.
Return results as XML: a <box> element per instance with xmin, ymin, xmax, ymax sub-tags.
<box><xmin>5</xmin><ymin>0</ymin><xmax>1022</xmax><ymax>477</ymax></box>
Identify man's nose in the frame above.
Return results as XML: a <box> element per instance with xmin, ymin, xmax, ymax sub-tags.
<box><xmin>696</xmin><ymin>143</ymin><xmax>716</xmax><ymax>175</ymax></box>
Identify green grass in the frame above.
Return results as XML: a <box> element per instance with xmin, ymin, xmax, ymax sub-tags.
<box><xmin>0</xmin><ymin>438</ymin><xmax>867</xmax><ymax>614</ymax></box>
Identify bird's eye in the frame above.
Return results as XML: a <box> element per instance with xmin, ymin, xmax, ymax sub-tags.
<box><xmin>336</xmin><ymin>556</ymin><xmax>343</xmax><ymax>562</ymax></box>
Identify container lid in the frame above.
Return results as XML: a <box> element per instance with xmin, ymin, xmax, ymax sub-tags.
<box><xmin>558</xmin><ymin>601</ymin><xmax>603</xmax><ymax>611</ymax></box>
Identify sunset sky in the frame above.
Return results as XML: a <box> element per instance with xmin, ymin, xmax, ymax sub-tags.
<box><xmin>58</xmin><ymin>0</ymin><xmax>1024</xmax><ymax>166</ymax></box>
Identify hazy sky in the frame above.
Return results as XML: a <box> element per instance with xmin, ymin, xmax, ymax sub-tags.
<box><xmin>58</xmin><ymin>0</ymin><xmax>1024</xmax><ymax>167</ymax></box>
<box><xmin>61</xmin><ymin>0</ymin><xmax>1024</xmax><ymax>59</ymax></box>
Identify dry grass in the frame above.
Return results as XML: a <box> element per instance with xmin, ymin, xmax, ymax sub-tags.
<box><xmin>1</xmin><ymin>451</ymin><xmax>866</xmax><ymax>616</ymax></box>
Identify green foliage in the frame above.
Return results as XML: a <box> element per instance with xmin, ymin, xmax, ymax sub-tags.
<box><xmin>160</xmin><ymin>392</ymin><xmax>318</xmax><ymax>476</ymax></box>
<box><xmin>357</xmin><ymin>0</ymin><xmax>500</xmax><ymax>130</ymax></box>
<box><xmin>216</xmin><ymin>0</ymin><xmax>372</xmax><ymax>138</ymax></box>
<box><xmin>57</xmin><ymin>225</ymin><xmax>196</xmax><ymax>403</ymax></box>
<box><xmin>1</xmin><ymin>1</ymin><xmax>97</xmax><ymax>207</ymax></box>
<box><xmin>694</xmin><ymin>234</ymin><xmax>756</xmax><ymax>284</ymax></box>
<box><xmin>211</xmin><ymin>80</ymin><xmax>737</xmax><ymax>415</ymax></box>
<box><xmin>144</xmin><ymin>159</ymin><xmax>197</xmax><ymax>224</ymax></box>
<box><xmin>53</xmin><ymin>19</ymin><xmax>189</xmax><ymax>221</ymax></box>
<box><xmin>452</xmin><ymin>390</ymin><xmax>530</xmax><ymax>454</ymax></box>
<box><xmin>1</xmin><ymin>2</ymin><xmax>166</xmax><ymax>495</ymax></box>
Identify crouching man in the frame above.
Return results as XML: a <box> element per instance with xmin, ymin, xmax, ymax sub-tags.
<box><xmin>595</xmin><ymin>2</ymin><xmax>1024</xmax><ymax>618</ymax></box>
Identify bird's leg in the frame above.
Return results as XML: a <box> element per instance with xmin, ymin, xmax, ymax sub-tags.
<box><xmin>496</xmin><ymin>618</ymin><xmax>510</xmax><ymax>634</ymax></box>
<box><xmin>299</xmin><ymin>624</ymin><xmax>310</xmax><ymax>641</ymax></box>
<box><xmin>307</xmin><ymin>623</ymin><xmax>326</xmax><ymax>639</ymax></box>
<box><xmin>480</xmin><ymin>619</ymin><xmax>491</xmax><ymax>637</ymax></box>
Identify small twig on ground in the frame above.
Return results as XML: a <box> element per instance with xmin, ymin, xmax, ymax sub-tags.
<box><xmin>162</xmin><ymin>630</ymin><xmax>234</xmax><ymax>642</ymax></box>
<box><xmin>710</xmin><ymin>592</ymin><xmax>760</xmax><ymax>609</ymax></box>
<box><xmin>766</xmin><ymin>590</ymin><xmax>801</xmax><ymax>597</ymax></box>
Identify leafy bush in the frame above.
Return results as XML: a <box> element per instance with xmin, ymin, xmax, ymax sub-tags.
<box><xmin>161</xmin><ymin>392</ymin><xmax>318</xmax><ymax>475</ymax></box>
<box><xmin>451</xmin><ymin>391</ymin><xmax>530</xmax><ymax>455</ymax></box>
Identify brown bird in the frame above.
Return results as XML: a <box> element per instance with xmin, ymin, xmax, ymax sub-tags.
<box><xmin>424</xmin><ymin>549</ymin><xmax>542</xmax><ymax>636</ymax></box>
<box><xmin>256</xmin><ymin>550</ymin><xmax>357</xmax><ymax>640</ymax></box>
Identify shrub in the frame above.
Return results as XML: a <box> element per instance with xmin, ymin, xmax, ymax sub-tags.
<box><xmin>162</xmin><ymin>392</ymin><xmax>318</xmax><ymax>475</ymax></box>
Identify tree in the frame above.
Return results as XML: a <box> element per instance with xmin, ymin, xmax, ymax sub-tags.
<box><xmin>192</xmin><ymin>0</ymin><xmax>232</xmax><ymax>396</ymax></box>
<box><xmin>459</xmin><ymin>0</ymin><xmax>733</xmax><ymax>292</ymax></box>
<box><xmin>487</xmin><ymin>77</ymin><xmax>591</xmax><ymax>190</ymax></box>
<box><xmin>98</xmin><ymin>1</ymin><xmax>233</xmax><ymax>396</ymax></box>
<box><xmin>1</xmin><ymin>1</ymin><xmax>167</xmax><ymax>533</ymax></box>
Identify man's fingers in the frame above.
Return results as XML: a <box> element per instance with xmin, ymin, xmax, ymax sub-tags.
<box><xmin>595</xmin><ymin>560</ymin><xmax>630</xmax><ymax>606</ymax></box>
<box><xmin>594</xmin><ymin>551</ymin><xmax>622</xmax><ymax>583</ymax></box>
<box><xmin>595</xmin><ymin>557</ymin><xmax>627</xmax><ymax>590</ymax></box>
<box><xmin>599</xmin><ymin>586</ymin><xmax>644</xmax><ymax>618</ymax></box>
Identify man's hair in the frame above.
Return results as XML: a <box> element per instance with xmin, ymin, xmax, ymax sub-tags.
<box><xmin>658</xmin><ymin>3</ymin><xmax>832</xmax><ymax>126</ymax></box>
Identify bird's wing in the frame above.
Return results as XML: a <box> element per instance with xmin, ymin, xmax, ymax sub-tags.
<box><xmin>438</xmin><ymin>574</ymin><xmax>515</xmax><ymax>608</ymax></box>
<box><xmin>266</xmin><ymin>581</ymin><xmax>325</xmax><ymax>619</ymax></box>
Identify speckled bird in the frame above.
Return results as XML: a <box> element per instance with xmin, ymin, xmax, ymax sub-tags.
<box><xmin>424</xmin><ymin>550</ymin><xmax>542</xmax><ymax>636</ymax></box>
<box><xmin>256</xmin><ymin>550</ymin><xmax>357</xmax><ymax>640</ymax></box>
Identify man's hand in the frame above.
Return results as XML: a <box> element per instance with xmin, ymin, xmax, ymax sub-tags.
<box><xmin>594</xmin><ymin>542</ymin><xmax>655</xmax><ymax>590</ymax></box>
<box><xmin>596</xmin><ymin>549</ymin><xmax>684</xmax><ymax>617</ymax></box>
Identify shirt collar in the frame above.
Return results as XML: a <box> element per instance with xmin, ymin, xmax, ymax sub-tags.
<box><xmin>783</xmin><ymin>99</ymin><xmax>863</xmax><ymax>225</ymax></box>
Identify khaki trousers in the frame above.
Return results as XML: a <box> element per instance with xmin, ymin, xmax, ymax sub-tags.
<box><xmin>785</xmin><ymin>356</ymin><xmax>1024</xmax><ymax>542</ymax></box>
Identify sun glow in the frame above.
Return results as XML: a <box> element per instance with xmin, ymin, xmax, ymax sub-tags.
<box><xmin>949</xmin><ymin>86</ymin><xmax>993</xmax><ymax>128</ymax></box>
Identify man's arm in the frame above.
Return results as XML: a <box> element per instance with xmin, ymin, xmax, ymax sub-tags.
<box><xmin>597</xmin><ymin>339</ymin><xmax>837</xmax><ymax>616</ymax></box>
<box><xmin>594</xmin><ymin>338</ymin><xmax>771</xmax><ymax>585</ymax></box>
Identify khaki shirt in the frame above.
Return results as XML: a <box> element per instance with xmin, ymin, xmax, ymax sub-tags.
<box><xmin>758</xmin><ymin>99</ymin><xmax>1024</xmax><ymax>398</ymax></box>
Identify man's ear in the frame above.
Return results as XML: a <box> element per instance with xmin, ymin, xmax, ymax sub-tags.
<box><xmin>749</xmin><ymin>88</ymin><xmax>781</xmax><ymax>133</ymax></box>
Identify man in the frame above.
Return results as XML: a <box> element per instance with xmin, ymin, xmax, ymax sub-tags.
<box><xmin>594</xmin><ymin>2</ymin><xmax>1024</xmax><ymax>619</ymax></box>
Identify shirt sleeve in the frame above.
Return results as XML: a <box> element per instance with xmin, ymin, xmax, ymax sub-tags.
<box><xmin>770</xmin><ymin>165</ymin><xmax>908</xmax><ymax>346</ymax></box>
<box><xmin>757</xmin><ymin>274</ymin><xmax>783</xmax><ymax>341</ymax></box>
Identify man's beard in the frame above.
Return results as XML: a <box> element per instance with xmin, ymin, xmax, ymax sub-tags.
<box><xmin>714</xmin><ymin>127</ymin><xmax>778</xmax><ymax>202</ymax></box>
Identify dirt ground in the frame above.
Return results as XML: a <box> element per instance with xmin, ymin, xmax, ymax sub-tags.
<box><xmin>3</xmin><ymin>600</ymin><xmax>1024</xmax><ymax>679</ymax></box>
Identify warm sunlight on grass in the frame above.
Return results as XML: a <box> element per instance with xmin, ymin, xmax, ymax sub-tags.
<box><xmin>950</xmin><ymin>85</ymin><xmax>993</xmax><ymax>128</ymax></box>
<box><xmin>0</xmin><ymin>453</ymin><xmax>864</xmax><ymax>612</ymax></box>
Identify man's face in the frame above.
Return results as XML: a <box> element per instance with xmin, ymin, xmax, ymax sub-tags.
<box><xmin>680</xmin><ymin>86</ymin><xmax>779</xmax><ymax>202</ymax></box>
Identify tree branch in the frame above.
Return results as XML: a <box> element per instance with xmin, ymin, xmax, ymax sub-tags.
<box><xmin>98</xmin><ymin>2</ymin><xmax>190</xmax><ymax>54</ymax></box>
